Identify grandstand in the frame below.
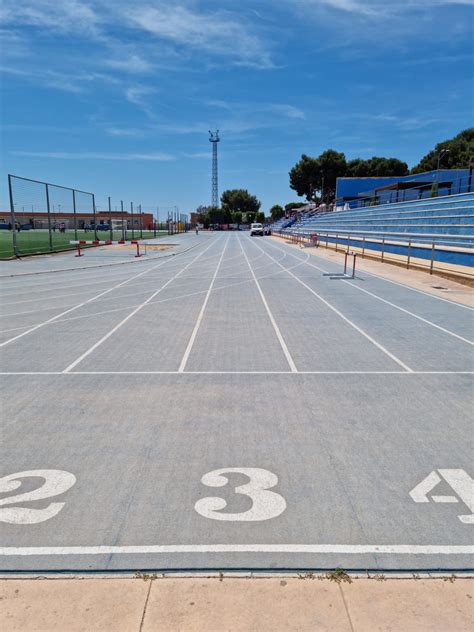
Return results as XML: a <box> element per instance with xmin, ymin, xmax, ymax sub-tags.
<box><xmin>280</xmin><ymin>193</ymin><xmax>473</xmax><ymax>244</ymax></box>
<box><xmin>274</xmin><ymin>191</ymin><xmax>474</xmax><ymax>276</ymax></box>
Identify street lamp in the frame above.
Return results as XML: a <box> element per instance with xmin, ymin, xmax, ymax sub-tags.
<box><xmin>437</xmin><ymin>149</ymin><xmax>450</xmax><ymax>170</ymax></box>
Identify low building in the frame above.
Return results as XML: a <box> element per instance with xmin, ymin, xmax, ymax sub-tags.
<box><xmin>0</xmin><ymin>210</ymin><xmax>155</xmax><ymax>230</ymax></box>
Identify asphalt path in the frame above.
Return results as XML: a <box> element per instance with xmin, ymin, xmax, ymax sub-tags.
<box><xmin>1</xmin><ymin>232</ymin><xmax>473</xmax><ymax>572</ymax></box>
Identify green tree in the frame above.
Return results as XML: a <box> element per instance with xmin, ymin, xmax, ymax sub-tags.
<box><xmin>285</xmin><ymin>202</ymin><xmax>303</xmax><ymax>212</ymax></box>
<box><xmin>221</xmin><ymin>189</ymin><xmax>261</xmax><ymax>215</ymax></box>
<box><xmin>318</xmin><ymin>149</ymin><xmax>347</xmax><ymax>202</ymax></box>
<box><xmin>346</xmin><ymin>157</ymin><xmax>408</xmax><ymax>177</ymax></box>
<box><xmin>411</xmin><ymin>128</ymin><xmax>474</xmax><ymax>173</ymax></box>
<box><xmin>270</xmin><ymin>204</ymin><xmax>284</xmax><ymax>220</ymax></box>
<box><xmin>207</xmin><ymin>206</ymin><xmax>224</xmax><ymax>225</ymax></box>
<box><xmin>196</xmin><ymin>205</ymin><xmax>209</xmax><ymax>225</ymax></box>
<box><xmin>233</xmin><ymin>211</ymin><xmax>243</xmax><ymax>225</ymax></box>
<box><xmin>289</xmin><ymin>150</ymin><xmax>347</xmax><ymax>203</ymax></box>
<box><xmin>255</xmin><ymin>211</ymin><xmax>265</xmax><ymax>223</ymax></box>
<box><xmin>289</xmin><ymin>154</ymin><xmax>320</xmax><ymax>202</ymax></box>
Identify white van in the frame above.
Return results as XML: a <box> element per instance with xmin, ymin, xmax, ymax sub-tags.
<box><xmin>250</xmin><ymin>222</ymin><xmax>264</xmax><ymax>236</ymax></box>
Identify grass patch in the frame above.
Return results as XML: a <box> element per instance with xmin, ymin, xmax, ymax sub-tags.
<box><xmin>326</xmin><ymin>568</ymin><xmax>352</xmax><ymax>584</ymax></box>
<box><xmin>0</xmin><ymin>229</ymin><xmax>168</xmax><ymax>259</ymax></box>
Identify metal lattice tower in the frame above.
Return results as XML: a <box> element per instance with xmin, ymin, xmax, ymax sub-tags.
<box><xmin>209</xmin><ymin>130</ymin><xmax>220</xmax><ymax>207</ymax></box>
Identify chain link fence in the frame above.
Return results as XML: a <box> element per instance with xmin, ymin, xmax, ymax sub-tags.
<box><xmin>2</xmin><ymin>175</ymin><xmax>188</xmax><ymax>258</ymax></box>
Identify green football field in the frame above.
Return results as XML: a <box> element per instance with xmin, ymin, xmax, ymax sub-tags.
<box><xmin>0</xmin><ymin>229</ymin><xmax>168</xmax><ymax>258</ymax></box>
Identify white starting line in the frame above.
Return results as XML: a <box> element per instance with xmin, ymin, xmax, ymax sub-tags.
<box><xmin>0</xmin><ymin>371</ymin><xmax>473</xmax><ymax>376</ymax></box>
<box><xmin>0</xmin><ymin>544</ymin><xmax>472</xmax><ymax>556</ymax></box>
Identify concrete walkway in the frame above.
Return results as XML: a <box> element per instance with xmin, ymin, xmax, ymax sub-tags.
<box><xmin>1</xmin><ymin>576</ymin><xmax>472</xmax><ymax>631</ymax></box>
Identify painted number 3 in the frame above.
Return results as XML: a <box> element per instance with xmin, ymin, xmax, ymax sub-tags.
<box><xmin>0</xmin><ymin>470</ymin><xmax>76</xmax><ymax>524</ymax></box>
<box><xmin>195</xmin><ymin>468</ymin><xmax>286</xmax><ymax>521</ymax></box>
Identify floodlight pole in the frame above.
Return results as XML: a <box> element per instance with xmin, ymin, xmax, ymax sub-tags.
<box><xmin>209</xmin><ymin>130</ymin><xmax>220</xmax><ymax>208</ymax></box>
<box><xmin>437</xmin><ymin>149</ymin><xmax>450</xmax><ymax>170</ymax></box>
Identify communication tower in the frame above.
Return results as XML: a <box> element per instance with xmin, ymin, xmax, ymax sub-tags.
<box><xmin>209</xmin><ymin>130</ymin><xmax>220</xmax><ymax>207</ymax></box>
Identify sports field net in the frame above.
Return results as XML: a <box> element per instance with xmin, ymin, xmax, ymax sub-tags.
<box><xmin>3</xmin><ymin>175</ymin><xmax>170</xmax><ymax>258</ymax></box>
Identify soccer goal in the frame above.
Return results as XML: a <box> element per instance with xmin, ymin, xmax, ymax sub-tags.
<box><xmin>111</xmin><ymin>218</ymin><xmax>127</xmax><ymax>239</ymax></box>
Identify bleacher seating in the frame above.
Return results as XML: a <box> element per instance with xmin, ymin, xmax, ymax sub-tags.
<box><xmin>276</xmin><ymin>193</ymin><xmax>474</xmax><ymax>247</ymax></box>
<box><xmin>270</xmin><ymin>216</ymin><xmax>296</xmax><ymax>231</ymax></box>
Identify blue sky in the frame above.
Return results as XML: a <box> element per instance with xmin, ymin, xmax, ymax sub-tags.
<box><xmin>1</xmin><ymin>0</ymin><xmax>473</xmax><ymax>214</ymax></box>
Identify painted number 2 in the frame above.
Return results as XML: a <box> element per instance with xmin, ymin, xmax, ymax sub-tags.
<box><xmin>0</xmin><ymin>470</ymin><xmax>76</xmax><ymax>524</ymax></box>
<box><xmin>195</xmin><ymin>468</ymin><xmax>286</xmax><ymax>521</ymax></box>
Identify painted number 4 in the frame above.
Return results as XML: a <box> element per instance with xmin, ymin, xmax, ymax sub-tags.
<box><xmin>195</xmin><ymin>468</ymin><xmax>286</xmax><ymax>521</ymax></box>
<box><xmin>410</xmin><ymin>469</ymin><xmax>474</xmax><ymax>524</ymax></box>
<box><xmin>0</xmin><ymin>470</ymin><xmax>76</xmax><ymax>524</ymax></box>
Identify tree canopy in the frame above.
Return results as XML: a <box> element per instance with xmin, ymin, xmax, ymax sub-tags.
<box><xmin>289</xmin><ymin>150</ymin><xmax>347</xmax><ymax>203</ymax></box>
<box><xmin>195</xmin><ymin>189</ymin><xmax>262</xmax><ymax>226</ymax></box>
<box><xmin>289</xmin><ymin>150</ymin><xmax>412</xmax><ymax>202</ymax></box>
<box><xmin>411</xmin><ymin>128</ymin><xmax>474</xmax><ymax>173</ymax></box>
<box><xmin>288</xmin><ymin>154</ymin><xmax>320</xmax><ymax>202</ymax></box>
<box><xmin>221</xmin><ymin>189</ymin><xmax>261</xmax><ymax>215</ymax></box>
<box><xmin>269</xmin><ymin>204</ymin><xmax>284</xmax><ymax>220</ymax></box>
<box><xmin>287</xmin><ymin>130</ymin><xmax>474</xmax><ymax>203</ymax></box>
<box><xmin>347</xmin><ymin>157</ymin><xmax>408</xmax><ymax>178</ymax></box>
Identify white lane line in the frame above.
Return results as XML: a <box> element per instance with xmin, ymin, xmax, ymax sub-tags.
<box><xmin>360</xmin><ymin>270</ymin><xmax>474</xmax><ymax>311</ymax></box>
<box><xmin>0</xmin><ymin>271</ymin><xmax>148</xmax><ymax>303</ymax></box>
<box><xmin>0</xmin><ymin>544</ymin><xmax>472</xmax><ymax>556</ymax></box>
<box><xmin>0</xmin><ymin>248</ymin><xmax>195</xmax><ymax>348</ymax></box>
<box><xmin>178</xmin><ymin>236</ymin><xmax>230</xmax><ymax>373</ymax></box>
<box><xmin>274</xmin><ymin>236</ymin><xmax>474</xmax><ymax>311</ymax></box>
<box><xmin>239</xmin><ymin>236</ymin><xmax>298</xmax><ymax>373</ymax></box>
<box><xmin>1</xmin><ymin>371</ymin><xmax>473</xmax><ymax>376</ymax></box>
<box><xmin>249</xmin><ymin>238</ymin><xmax>413</xmax><ymax>372</ymax></box>
<box><xmin>265</xmin><ymin>240</ymin><xmax>473</xmax><ymax>345</ymax></box>
<box><xmin>63</xmin><ymin>236</ymin><xmax>223</xmax><ymax>373</ymax></box>
<box><xmin>0</xmin><ymin>260</ymin><xmax>310</xmax><ymax>335</ymax></box>
<box><xmin>341</xmin><ymin>280</ymin><xmax>474</xmax><ymax>345</ymax></box>
<box><xmin>0</xmin><ymin>267</ymin><xmax>202</xmax><ymax>308</ymax></box>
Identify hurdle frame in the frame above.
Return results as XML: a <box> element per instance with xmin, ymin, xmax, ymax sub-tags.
<box><xmin>344</xmin><ymin>250</ymin><xmax>357</xmax><ymax>279</ymax></box>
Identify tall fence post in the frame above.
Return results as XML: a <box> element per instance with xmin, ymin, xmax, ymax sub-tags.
<box><xmin>131</xmin><ymin>202</ymin><xmax>135</xmax><ymax>240</ymax></box>
<box><xmin>72</xmin><ymin>189</ymin><xmax>77</xmax><ymax>241</ymax></box>
<box><xmin>108</xmin><ymin>196</ymin><xmax>113</xmax><ymax>241</ymax></box>
<box><xmin>381</xmin><ymin>237</ymin><xmax>385</xmax><ymax>262</ymax></box>
<box><xmin>121</xmin><ymin>200</ymin><xmax>125</xmax><ymax>240</ymax></box>
<box><xmin>139</xmin><ymin>204</ymin><xmax>143</xmax><ymax>238</ymax></box>
<box><xmin>407</xmin><ymin>240</ymin><xmax>412</xmax><ymax>269</ymax></box>
<box><xmin>8</xmin><ymin>175</ymin><xmax>18</xmax><ymax>257</ymax></box>
<box><xmin>45</xmin><ymin>183</ymin><xmax>53</xmax><ymax>251</ymax></box>
<box><xmin>92</xmin><ymin>193</ymin><xmax>97</xmax><ymax>240</ymax></box>
<box><xmin>362</xmin><ymin>236</ymin><xmax>366</xmax><ymax>257</ymax></box>
<box><xmin>430</xmin><ymin>241</ymin><xmax>435</xmax><ymax>274</ymax></box>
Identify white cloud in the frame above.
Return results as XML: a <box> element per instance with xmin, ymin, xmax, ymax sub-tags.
<box><xmin>0</xmin><ymin>0</ymin><xmax>100</xmax><ymax>35</ymax></box>
<box><xmin>124</xmin><ymin>85</ymin><xmax>157</xmax><ymax>118</ymax></box>
<box><xmin>183</xmin><ymin>151</ymin><xmax>211</xmax><ymax>158</ymax></box>
<box><xmin>304</xmin><ymin>0</ymin><xmax>473</xmax><ymax>18</ymax></box>
<box><xmin>105</xmin><ymin>127</ymin><xmax>147</xmax><ymax>137</ymax></box>
<box><xmin>126</xmin><ymin>4</ymin><xmax>275</xmax><ymax>69</ymax></box>
<box><xmin>105</xmin><ymin>55</ymin><xmax>153</xmax><ymax>74</ymax></box>
<box><xmin>204</xmin><ymin>99</ymin><xmax>305</xmax><ymax>121</ymax></box>
<box><xmin>13</xmin><ymin>151</ymin><xmax>175</xmax><ymax>161</ymax></box>
<box><xmin>265</xmin><ymin>104</ymin><xmax>305</xmax><ymax>120</ymax></box>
